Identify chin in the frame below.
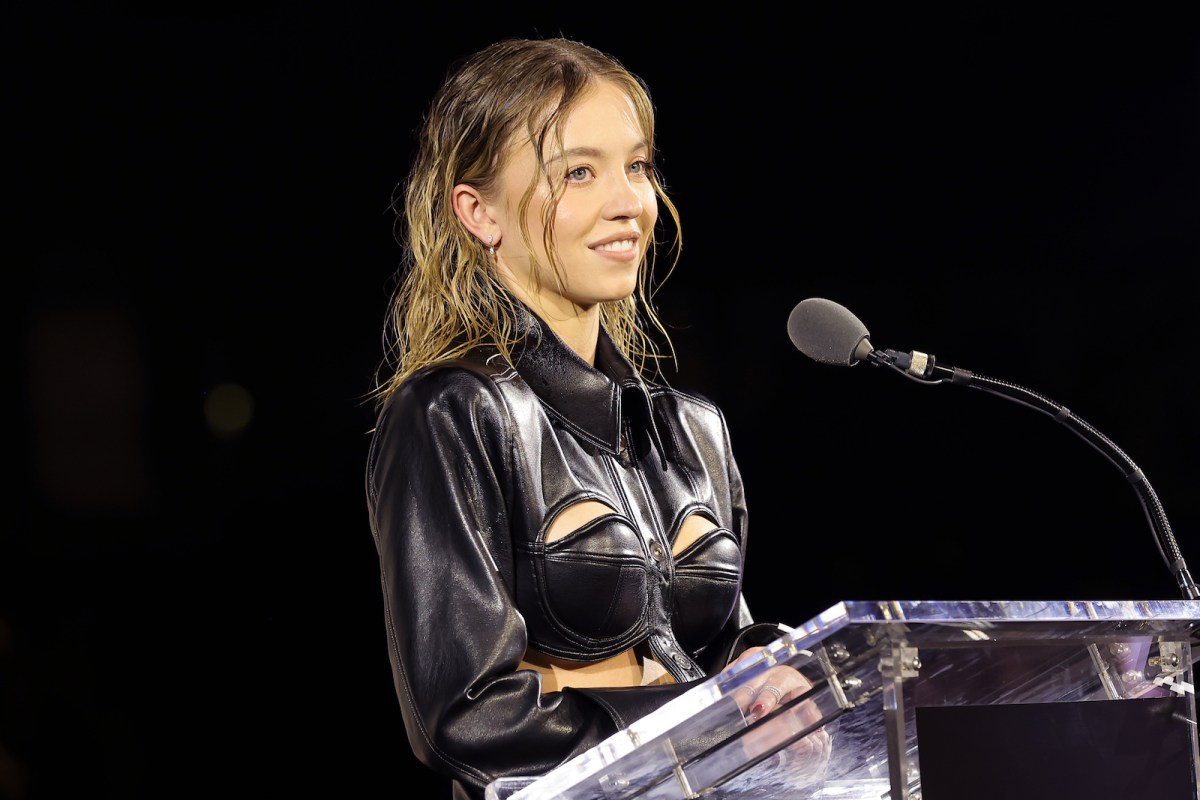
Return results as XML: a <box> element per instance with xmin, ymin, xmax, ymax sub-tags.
<box><xmin>603</xmin><ymin>285</ymin><xmax>638</xmax><ymax>304</ymax></box>
<box><xmin>610</xmin><ymin>272</ymin><xmax>641</xmax><ymax>300</ymax></box>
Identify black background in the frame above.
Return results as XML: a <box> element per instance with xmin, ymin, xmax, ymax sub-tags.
<box><xmin>9</xmin><ymin>6</ymin><xmax>1199</xmax><ymax>799</ymax></box>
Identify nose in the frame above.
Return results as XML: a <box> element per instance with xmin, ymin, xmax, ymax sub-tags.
<box><xmin>603</xmin><ymin>173</ymin><xmax>646</xmax><ymax>220</ymax></box>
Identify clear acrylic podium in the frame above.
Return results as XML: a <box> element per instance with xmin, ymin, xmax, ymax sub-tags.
<box><xmin>485</xmin><ymin>600</ymin><xmax>1200</xmax><ymax>799</ymax></box>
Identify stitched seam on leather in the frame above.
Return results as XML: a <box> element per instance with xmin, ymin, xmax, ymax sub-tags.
<box><xmin>650</xmin><ymin>385</ymin><xmax>719</xmax><ymax>412</ymax></box>
<box><xmin>668</xmin><ymin>504</ymin><xmax>717</xmax><ymax>554</ymax></box>
<box><xmin>619</xmin><ymin>379</ymin><xmax>669</xmax><ymax>469</ymax></box>
<box><xmin>632</xmin><ymin>450</ymin><xmax>711</xmax><ymax>680</ymax></box>
<box><xmin>366</xmin><ymin>403</ymin><xmax>479</xmax><ymax>778</ymax></box>
<box><xmin>673</xmin><ymin>527</ymin><xmax>740</xmax><ymax>562</ymax></box>
<box><xmin>370</xmin><ymin>376</ymin><xmax>504</xmax><ymax>784</ymax></box>
<box><xmin>526</xmin><ymin>638</ymin><xmax>647</xmax><ymax>662</ymax></box>
<box><xmin>594</xmin><ymin>450</ymin><xmax>658</xmax><ymax>654</ymax></box>
<box><xmin>492</xmin><ymin>366</ymin><xmax>520</xmax><ymax>385</ymax></box>
<box><xmin>628</xmin><ymin>451</ymin><xmax>672</xmax><ymax>604</ymax></box>
<box><xmin>621</xmin><ymin>416</ymin><xmax>669</xmax><ymax>553</ymax></box>
<box><xmin>674</xmin><ymin>568</ymin><xmax>740</xmax><ymax>581</ymax></box>
<box><xmin>538</xmin><ymin>400</ymin><xmax>620</xmax><ymax>453</ymax></box>
<box><xmin>582</xmin><ymin>690</ymin><xmax>628</xmax><ymax>729</ymax></box>
<box><xmin>649</xmin><ymin>386</ymin><xmax>713</xmax><ymax>467</ymax></box>
<box><xmin>600</xmin><ymin>449</ymin><xmax>637</xmax><ymax>542</ymax></box>
<box><xmin>607</xmin><ymin>381</ymin><xmax>621</xmax><ymax>448</ymax></box>
<box><xmin>596</xmin><ymin>565</ymin><xmax>626</xmax><ymax>640</ymax></box>
<box><xmin>377</xmin><ymin>571</ymin><xmax>490</xmax><ymax>783</ymax></box>
<box><xmin>526</xmin><ymin>496</ymin><xmax>648</xmax><ymax>650</ymax></box>
<box><xmin>489</xmin><ymin>366</ymin><xmax>520</xmax><ymax>591</ymax></box>
<box><xmin>654</xmin><ymin>411</ymin><xmax>686</xmax><ymax>471</ymax></box>
<box><xmin>714</xmin><ymin>404</ymin><xmax>748</xmax><ymax>553</ymax></box>
<box><xmin>529</xmin><ymin>535</ymin><xmax>649</xmax><ymax>652</ymax></box>
<box><xmin>539</xmin><ymin>551</ymin><xmax>645</xmax><ymax>568</ymax></box>
<box><xmin>539</xmin><ymin>509</ymin><xmax>629</xmax><ymax>549</ymax></box>
<box><xmin>531</xmin><ymin>563</ymin><xmax>649</xmax><ymax>650</ymax></box>
<box><xmin>379</xmin><ymin>365</ymin><xmax>513</xmax><ymax>785</ymax></box>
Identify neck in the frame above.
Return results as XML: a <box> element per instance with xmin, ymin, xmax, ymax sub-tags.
<box><xmin>502</xmin><ymin>282</ymin><xmax>601</xmax><ymax>366</ymax></box>
<box><xmin>539</xmin><ymin>307</ymin><xmax>600</xmax><ymax>366</ymax></box>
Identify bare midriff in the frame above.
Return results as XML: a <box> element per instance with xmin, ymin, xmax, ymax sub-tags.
<box><xmin>519</xmin><ymin>645</ymin><xmax>677</xmax><ymax>693</ymax></box>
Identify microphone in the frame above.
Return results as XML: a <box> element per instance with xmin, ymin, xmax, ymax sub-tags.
<box><xmin>786</xmin><ymin>297</ymin><xmax>874</xmax><ymax>366</ymax></box>
<box><xmin>786</xmin><ymin>297</ymin><xmax>1199</xmax><ymax>601</ymax></box>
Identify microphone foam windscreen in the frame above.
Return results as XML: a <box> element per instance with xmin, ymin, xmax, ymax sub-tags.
<box><xmin>787</xmin><ymin>297</ymin><xmax>871</xmax><ymax>365</ymax></box>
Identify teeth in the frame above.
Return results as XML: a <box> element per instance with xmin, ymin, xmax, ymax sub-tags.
<box><xmin>594</xmin><ymin>239</ymin><xmax>636</xmax><ymax>252</ymax></box>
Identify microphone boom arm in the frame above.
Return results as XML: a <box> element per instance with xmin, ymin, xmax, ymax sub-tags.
<box><xmin>867</xmin><ymin>347</ymin><xmax>1199</xmax><ymax>601</ymax></box>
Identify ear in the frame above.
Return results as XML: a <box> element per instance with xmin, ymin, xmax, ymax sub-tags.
<box><xmin>451</xmin><ymin>183</ymin><xmax>499</xmax><ymax>246</ymax></box>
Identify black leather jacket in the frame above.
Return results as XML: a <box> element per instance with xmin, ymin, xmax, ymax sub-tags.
<box><xmin>366</xmin><ymin>304</ymin><xmax>779</xmax><ymax>799</ymax></box>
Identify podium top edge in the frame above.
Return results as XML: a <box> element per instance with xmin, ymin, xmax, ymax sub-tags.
<box><xmin>823</xmin><ymin>599</ymin><xmax>1200</xmax><ymax>625</ymax></box>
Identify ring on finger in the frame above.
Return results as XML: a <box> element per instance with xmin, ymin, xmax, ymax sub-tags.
<box><xmin>760</xmin><ymin>684</ymin><xmax>783</xmax><ymax>704</ymax></box>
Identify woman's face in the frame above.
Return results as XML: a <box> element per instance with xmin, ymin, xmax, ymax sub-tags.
<box><xmin>490</xmin><ymin>80</ymin><xmax>658</xmax><ymax>320</ymax></box>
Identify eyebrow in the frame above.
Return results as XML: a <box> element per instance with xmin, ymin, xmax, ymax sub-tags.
<box><xmin>549</xmin><ymin>142</ymin><xmax>650</xmax><ymax>161</ymax></box>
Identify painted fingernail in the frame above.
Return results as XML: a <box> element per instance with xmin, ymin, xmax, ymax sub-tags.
<box><xmin>747</xmin><ymin>703</ymin><xmax>765</xmax><ymax>723</ymax></box>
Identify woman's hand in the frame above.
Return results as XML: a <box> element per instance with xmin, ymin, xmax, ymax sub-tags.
<box><xmin>728</xmin><ymin>646</ymin><xmax>833</xmax><ymax>783</ymax></box>
<box><xmin>730</xmin><ymin>646</ymin><xmax>820</xmax><ymax>724</ymax></box>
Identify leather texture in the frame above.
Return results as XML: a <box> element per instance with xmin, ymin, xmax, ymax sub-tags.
<box><xmin>366</xmin><ymin>301</ymin><xmax>779</xmax><ymax>799</ymax></box>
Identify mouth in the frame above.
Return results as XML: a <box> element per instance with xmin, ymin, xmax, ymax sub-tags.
<box><xmin>590</xmin><ymin>235</ymin><xmax>640</xmax><ymax>254</ymax></box>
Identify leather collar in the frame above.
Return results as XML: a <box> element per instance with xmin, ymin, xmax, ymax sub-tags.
<box><xmin>510</xmin><ymin>303</ymin><xmax>671</xmax><ymax>470</ymax></box>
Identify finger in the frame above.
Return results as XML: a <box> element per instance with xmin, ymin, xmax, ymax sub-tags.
<box><xmin>787</xmin><ymin>728</ymin><xmax>831</xmax><ymax>764</ymax></box>
<box><xmin>731</xmin><ymin>682</ymin><xmax>758</xmax><ymax>712</ymax></box>
<box><xmin>731</xmin><ymin>672</ymin><xmax>792</xmax><ymax>715</ymax></box>
<box><xmin>748</xmin><ymin>667</ymin><xmax>813</xmax><ymax>717</ymax></box>
<box><xmin>736</xmin><ymin>660</ymin><xmax>820</xmax><ymax>723</ymax></box>
<box><xmin>746</xmin><ymin>681</ymin><xmax>791</xmax><ymax>723</ymax></box>
<box><xmin>772</xmin><ymin>670</ymin><xmax>825</xmax><ymax>727</ymax></box>
<box><xmin>770</xmin><ymin>665</ymin><xmax>814</xmax><ymax>699</ymax></box>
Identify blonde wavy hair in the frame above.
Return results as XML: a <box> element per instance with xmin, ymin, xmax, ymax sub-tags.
<box><xmin>370</xmin><ymin>37</ymin><xmax>682</xmax><ymax>409</ymax></box>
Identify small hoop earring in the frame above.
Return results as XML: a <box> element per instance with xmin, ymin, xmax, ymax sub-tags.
<box><xmin>487</xmin><ymin>234</ymin><xmax>495</xmax><ymax>256</ymax></box>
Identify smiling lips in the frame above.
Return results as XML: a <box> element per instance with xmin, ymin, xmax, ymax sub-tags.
<box><xmin>590</xmin><ymin>235</ymin><xmax>640</xmax><ymax>257</ymax></box>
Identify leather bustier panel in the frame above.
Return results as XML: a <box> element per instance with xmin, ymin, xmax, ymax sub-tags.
<box><xmin>522</xmin><ymin>514</ymin><xmax>742</xmax><ymax>660</ymax></box>
<box><xmin>366</xmin><ymin>306</ymin><xmax>762</xmax><ymax>799</ymax></box>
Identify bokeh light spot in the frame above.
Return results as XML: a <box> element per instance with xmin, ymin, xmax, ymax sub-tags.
<box><xmin>204</xmin><ymin>383</ymin><xmax>254</xmax><ymax>440</ymax></box>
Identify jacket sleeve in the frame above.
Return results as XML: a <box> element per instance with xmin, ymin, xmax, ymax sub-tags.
<box><xmin>365</xmin><ymin>367</ymin><xmax>699</xmax><ymax>795</ymax></box>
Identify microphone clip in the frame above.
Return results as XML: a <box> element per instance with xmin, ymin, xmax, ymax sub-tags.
<box><xmin>867</xmin><ymin>348</ymin><xmax>939</xmax><ymax>381</ymax></box>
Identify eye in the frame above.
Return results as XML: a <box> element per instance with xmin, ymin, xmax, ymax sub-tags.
<box><xmin>630</xmin><ymin>159</ymin><xmax>655</xmax><ymax>179</ymax></box>
<box><xmin>566</xmin><ymin>166</ymin><xmax>593</xmax><ymax>183</ymax></box>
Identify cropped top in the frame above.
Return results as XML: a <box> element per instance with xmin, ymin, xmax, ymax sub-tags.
<box><xmin>365</xmin><ymin>302</ymin><xmax>781</xmax><ymax>799</ymax></box>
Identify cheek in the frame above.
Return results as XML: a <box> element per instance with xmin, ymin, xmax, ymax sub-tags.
<box><xmin>639</xmin><ymin>186</ymin><xmax>659</xmax><ymax>225</ymax></box>
<box><xmin>548</xmin><ymin>201</ymin><xmax>591</xmax><ymax>246</ymax></box>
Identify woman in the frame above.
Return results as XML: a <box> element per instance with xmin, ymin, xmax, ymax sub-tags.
<box><xmin>365</xmin><ymin>36</ymin><xmax>823</xmax><ymax>799</ymax></box>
